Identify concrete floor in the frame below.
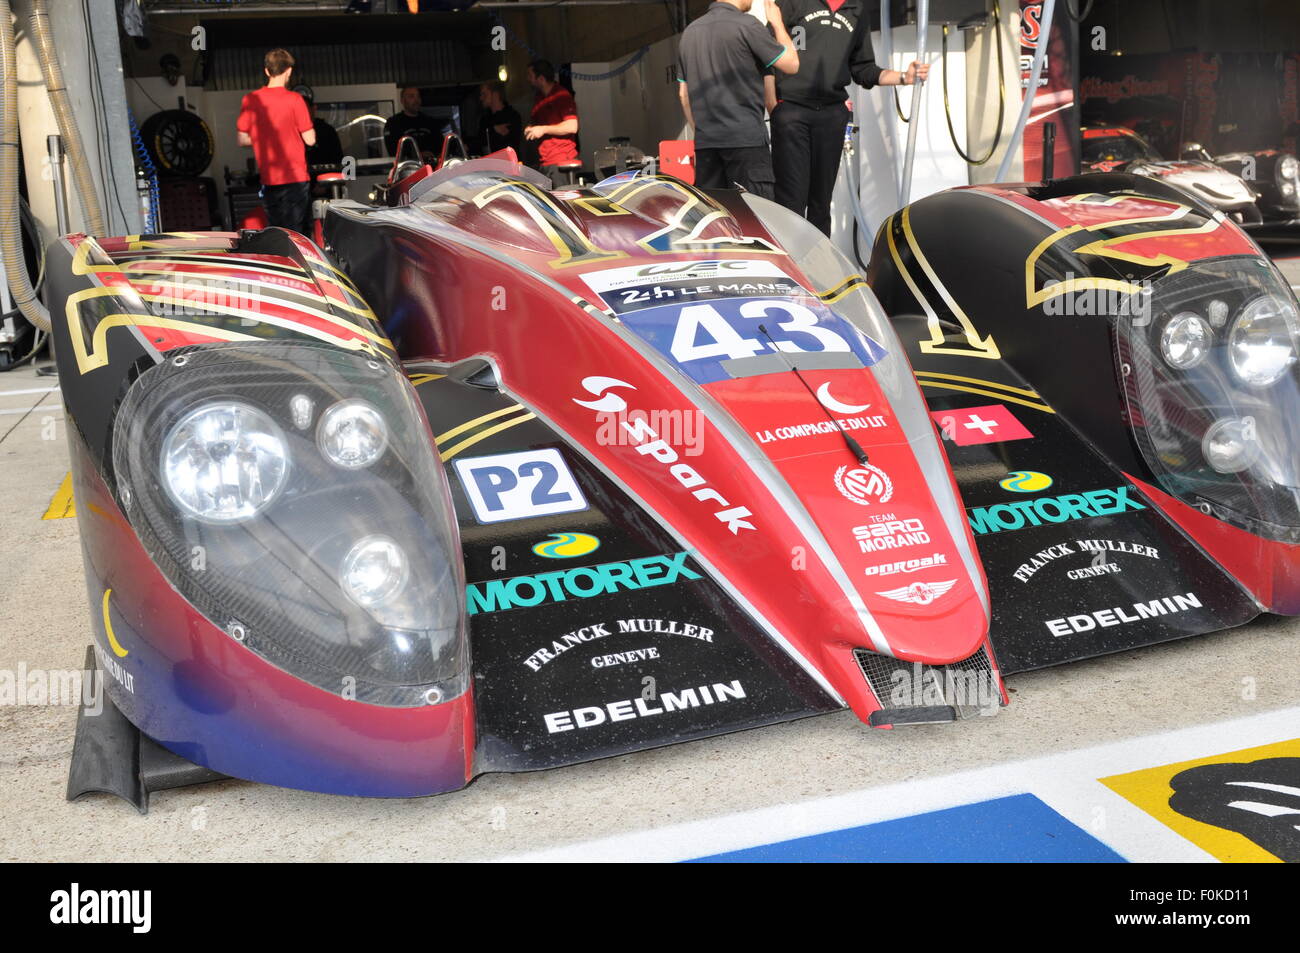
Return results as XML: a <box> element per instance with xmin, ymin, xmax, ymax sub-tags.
<box><xmin>3</xmin><ymin>258</ymin><xmax>1300</xmax><ymax>862</ymax></box>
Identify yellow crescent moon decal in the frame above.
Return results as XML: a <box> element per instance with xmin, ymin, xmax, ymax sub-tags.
<box><xmin>101</xmin><ymin>588</ymin><xmax>129</xmax><ymax>658</ymax></box>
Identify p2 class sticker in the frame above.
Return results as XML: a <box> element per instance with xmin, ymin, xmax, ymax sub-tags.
<box><xmin>580</xmin><ymin>260</ymin><xmax>807</xmax><ymax>315</ymax></box>
<box><xmin>453</xmin><ymin>449</ymin><xmax>589</xmax><ymax>524</ymax></box>
<box><xmin>617</xmin><ymin>296</ymin><xmax>888</xmax><ymax>385</ymax></box>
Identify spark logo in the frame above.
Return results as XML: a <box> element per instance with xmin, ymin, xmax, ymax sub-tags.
<box><xmin>573</xmin><ymin>377</ymin><xmax>755</xmax><ymax>534</ymax></box>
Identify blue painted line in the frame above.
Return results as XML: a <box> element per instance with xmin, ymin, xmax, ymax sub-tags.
<box><xmin>688</xmin><ymin>794</ymin><xmax>1127</xmax><ymax>862</ymax></box>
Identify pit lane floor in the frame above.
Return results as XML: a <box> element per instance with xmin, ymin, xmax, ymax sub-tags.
<box><xmin>3</xmin><ymin>260</ymin><xmax>1300</xmax><ymax>862</ymax></box>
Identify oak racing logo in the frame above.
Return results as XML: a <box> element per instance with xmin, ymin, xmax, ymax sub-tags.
<box><xmin>573</xmin><ymin>376</ymin><xmax>755</xmax><ymax>533</ymax></box>
<box><xmin>834</xmin><ymin>463</ymin><xmax>893</xmax><ymax>506</ymax></box>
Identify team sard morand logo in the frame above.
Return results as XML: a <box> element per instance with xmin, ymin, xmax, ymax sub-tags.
<box><xmin>931</xmin><ymin>404</ymin><xmax>1033</xmax><ymax>447</ymax></box>
<box><xmin>524</xmin><ymin>617</ymin><xmax>716</xmax><ymax>672</ymax></box>
<box><xmin>835</xmin><ymin>463</ymin><xmax>893</xmax><ymax>506</ymax></box>
<box><xmin>1014</xmin><ymin>538</ymin><xmax>1161</xmax><ymax>583</ymax></box>
<box><xmin>877</xmin><ymin>580</ymin><xmax>957</xmax><ymax>605</ymax></box>
<box><xmin>864</xmin><ymin>553</ymin><xmax>948</xmax><ymax>577</ymax></box>
<box><xmin>852</xmin><ymin>515</ymin><xmax>929</xmax><ymax>552</ymax></box>
<box><xmin>544</xmin><ymin>679</ymin><xmax>747</xmax><ymax>734</ymax></box>
<box><xmin>968</xmin><ymin>470</ymin><xmax>1145</xmax><ymax>535</ymax></box>
<box><xmin>467</xmin><ymin>551</ymin><xmax>700</xmax><ymax>615</ymax></box>
<box><xmin>574</xmin><ymin>376</ymin><xmax>755</xmax><ymax>534</ymax></box>
<box><xmin>1045</xmin><ymin>592</ymin><xmax>1202</xmax><ymax>636</ymax></box>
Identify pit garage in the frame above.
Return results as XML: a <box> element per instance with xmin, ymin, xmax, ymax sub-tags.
<box><xmin>2</xmin><ymin>0</ymin><xmax>1300</xmax><ymax>884</ymax></box>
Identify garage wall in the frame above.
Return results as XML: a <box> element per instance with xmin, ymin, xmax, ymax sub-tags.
<box><xmin>572</xmin><ymin>34</ymin><xmax>689</xmax><ymax>171</ymax></box>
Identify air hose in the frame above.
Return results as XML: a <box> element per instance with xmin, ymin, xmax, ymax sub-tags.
<box><xmin>29</xmin><ymin>0</ymin><xmax>106</xmax><ymax>237</ymax></box>
<box><xmin>130</xmin><ymin>109</ymin><xmax>160</xmax><ymax>233</ymax></box>
<box><xmin>941</xmin><ymin>0</ymin><xmax>1005</xmax><ymax>166</ymax></box>
<box><xmin>0</xmin><ymin>0</ymin><xmax>50</xmax><ymax>331</ymax></box>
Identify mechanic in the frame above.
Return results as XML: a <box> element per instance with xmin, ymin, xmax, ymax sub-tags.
<box><xmin>384</xmin><ymin>87</ymin><xmax>439</xmax><ymax>157</ymax></box>
<box><xmin>236</xmin><ymin>48</ymin><xmax>317</xmax><ymax>235</ymax></box>
<box><xmin>524</xmin><ymin>60</ymin><xmax>581</xmax><ymax>186</ymax></box>
<box><xmin>677</xmin><ymin>0</ymin><xmax>800</xmax><ymax>199</ymax></box>
<box><xmin>477</xmin><ymin>79</ymin><xmax>523</xmax><ymax>156</ymax></box>
<box><xmin>766</xmin><ymin>0</ymin><xmax>928</xmax><ymax>235</ymax></box>
<box><xmin>299</xmin><ymin>89</ymin><xmax>344</xmax><ymax>175</ymax></box>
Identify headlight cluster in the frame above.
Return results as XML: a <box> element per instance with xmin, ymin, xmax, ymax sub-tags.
<box><xmin>114</xmin><ymin>342</ymin><xmax>467</xmax><ymax>706</ymax></box>
<box><xmin>1117</xmin><ymin>257</ymin><xmax>1300</xmax><ymax>540</ymax></box>
<box><xmin>1278</xmin><ymin>155</ymin><xmax>1300</xmax><ymax>201</ymax></box>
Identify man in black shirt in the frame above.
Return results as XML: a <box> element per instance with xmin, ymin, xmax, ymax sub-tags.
<box><xmin>384</xmin><ymin>87</ymin><xmax>439</xmax><ymax>157</ymax></box>
<box><xmin>476</xmin><ymin>80</ymin><xmax>523</xmax><ymax>156</ymax></box>
<box><xmin>768</xmin><ymin>0</ymin><xmax>928</xmax><ymax>234</ymax></box>
<box><xmin>677</xmin><ymin>0</ymin><xmax>800</xmax><ymax>199</ymax></box>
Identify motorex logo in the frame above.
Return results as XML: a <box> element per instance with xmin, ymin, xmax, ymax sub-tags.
<box><xmin>968</xmin><ymin>484</ymin><xmax>1146</xmax><ymax>535</ymax></box>
<box><xmin>467</xmin><ymin>552</ymin><xmax>701</xmax><ymax>615</ymax></box>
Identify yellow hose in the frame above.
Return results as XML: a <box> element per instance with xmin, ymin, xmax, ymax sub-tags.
<box><xmin>29</xmin><ymin>0</ymin><xmax>106</xmax><ymax>236</ymax></box>
<box><xmin>0</xmin><ymin>0</ymin><xmax>50</xmax><ymax>331</ymax></box>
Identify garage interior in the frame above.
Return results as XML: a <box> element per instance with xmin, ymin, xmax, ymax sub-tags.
<box><xmin>2</xmin><ymin>0</ymin><xmax>1300</xmax><ymax>867</ymax></box>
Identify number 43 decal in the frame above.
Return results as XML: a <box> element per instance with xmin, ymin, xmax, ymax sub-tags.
<box><xmin>622</xmin><ymin>297</ymin><xmax>886</xmax><ymax>385</ymax></box>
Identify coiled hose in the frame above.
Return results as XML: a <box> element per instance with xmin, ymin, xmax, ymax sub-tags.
<box><xmin>130</xmin><ymin>109</ymin><xmax>160</xmax><ymax>233</ymax></box>
<box><xmin>0</xmin><ymin>0</ymin><xmax>49</xmax><ymax>331</ymax></box>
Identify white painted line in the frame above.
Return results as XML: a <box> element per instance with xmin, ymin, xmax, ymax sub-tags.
<box><xmin>500</xmin><ymin>707</ymin><xmax>1300</xmax><ymax>863</ymax></box>
<box><xmin>0</xmin><ymin>386</ymin><xmax>59</xmax><ymax>397</ymax></box>
<box><xmin>0</xmin><ymin>404</ymin><xmax>62</xmax><ymax>416</ymax></box>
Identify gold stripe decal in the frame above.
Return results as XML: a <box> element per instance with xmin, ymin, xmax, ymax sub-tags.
<box><xmin>439</xmin><ymin>413</ymin><xmax>538</xmax><ymax>461</ymax></box>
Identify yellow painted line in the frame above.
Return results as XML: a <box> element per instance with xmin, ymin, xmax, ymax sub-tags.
<box><xmin>440</xmin><ymin>413</ymin><xmax>537</xmax><ymax>461</ymax></box>
<box><xmin>1101</xmin><ymin>738</ymin><xmax>1300</xmax><ymax>863</ymax></box>
<box><xmin>434</xmin><ymin>404</ymin><xmax>526</xmax><ymax>445</ymax></box>
<box><xmin>42</xmin><ymin>472</ymin><xmax>76</xmax><ymax>520</ymax></box>
<box><xmin>816</xmin><ymin>275</ymin><xmax>869</xmax><ymax>304</ymax></box>
<box><xmin>407</xmin><ymin>373</ymin><xmax>446</xmax><ymax>387</ymax></box>
<box><xmin>102</xmin><ymin>588</ymin><xmax>129</xmax><ymax>658</ymax></box>
<box><xmin>913</xmin><ymin>370</ymin><xmax>1044</xmax><ymax>400</ymax></box>
<box><xmin>918</xmin><ymin>380</ymin><xmax>1055</xmax><ymax>414</ymax></box>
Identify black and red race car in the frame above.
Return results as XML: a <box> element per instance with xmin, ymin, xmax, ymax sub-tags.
<box><xmin>49</xmin><ymin>148</ymin><xmax>1300</xmax><ymax>809</ymax></box>
<box><xmin>1082</xmin><ymin>126</ymin><xmax>1300</xmax><ymax>229</ymax></box>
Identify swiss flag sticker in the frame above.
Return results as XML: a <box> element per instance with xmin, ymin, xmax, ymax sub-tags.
<box><xmin>931</xmin><ymin>404</ymin><xmax>1033</xmax><ymax>446</ymax></box>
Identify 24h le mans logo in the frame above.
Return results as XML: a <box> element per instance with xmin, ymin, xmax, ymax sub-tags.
<box><xmin>835</xmin><ymin>464</ymin><xmax>894</xmax><ymax>506</ymax></box>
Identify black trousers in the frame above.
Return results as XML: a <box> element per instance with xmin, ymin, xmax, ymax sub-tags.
<box><xmin>263</xmin><ymin>181</ymin><xmax>312</xmax><ymax>236</ymax></box>
<box><xmin>771</xmin><ymin>100</ymin><xmax>851</xmax><ymax>236</ymax></box>
<box><xmin>694</xmin><ymin>145</ymin><xmax>775</xmax><ymax>200</ymax></box>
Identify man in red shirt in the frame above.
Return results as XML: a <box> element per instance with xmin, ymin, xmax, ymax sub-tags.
<box><xmin>237</xmin><ymin>49</ymin><xmax>317</xmax><ymax>235</ymax></box>
<box><xmin>523</xmin><ymin>60</ymin><xmax>580</xmax><ymax>187</ymax></box>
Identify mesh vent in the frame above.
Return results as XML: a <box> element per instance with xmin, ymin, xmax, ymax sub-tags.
<box><xmin>854</xmin><ymin>646</ymin><xmax>1001</xmax><ymax>716</ymax></box>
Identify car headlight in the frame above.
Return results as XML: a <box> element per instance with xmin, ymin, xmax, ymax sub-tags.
<box><xmin>113</xmin><ymin>343</ymin><xmax>468</xmax><ymax>706</ymax></box>
<box><xmin>1160</xmin><ymin>312</ymin><xmax>1212</xmax><ymax>369</ymax></box>
<box><xmin>1280</xmin><ymin>155</ymin><xmax>1299</xmax><ymax>180</ymax></box>
<box><xmin>317</xmin><ymin>399</ymin><xmax>388</xmax><ymax>469</ymax></box>
<box><xmin>341</xmin><ymin>535</ymin><xmax>409</xmax><ymax>607</ymax></box>
<box><xmin>1229</xmin><ymin>294</ymin><xmax>1298</xmax><ymax>387</ymax></box>
<box><xmin>1202</xmin><ymin>417</ymin><xmax>1262</xmax><ymax>474</ymax></box>
<box><xmin>160</xmin><ymin>401</ymin><xmax>290</xmax><ymax>523</ymax></box>
<box><xmin>1114</xmin><ymin>257</ymin><xmax>1300</xmax><ymax>541</ymax></box>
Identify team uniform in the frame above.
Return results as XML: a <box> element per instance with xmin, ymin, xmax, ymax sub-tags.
<box><xmin>771</xmin><ymin>0</ymin><xmax>882</xmax><ymax>234</ymax></box>
<box><xmin>678</xmin><ymin>2</ymin><xmax>788</xmax><ymax>199</ymax></box>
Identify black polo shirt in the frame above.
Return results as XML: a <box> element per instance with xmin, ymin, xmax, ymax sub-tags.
<box><xmin>678</xmin><ymin>2</ymin><xmax>787</xmax><ymax>149</ymax></box>
<box><xmin>775</xmin><ymin>0</ymin><xmax>883</xmax><ymax>107</ymax></box>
